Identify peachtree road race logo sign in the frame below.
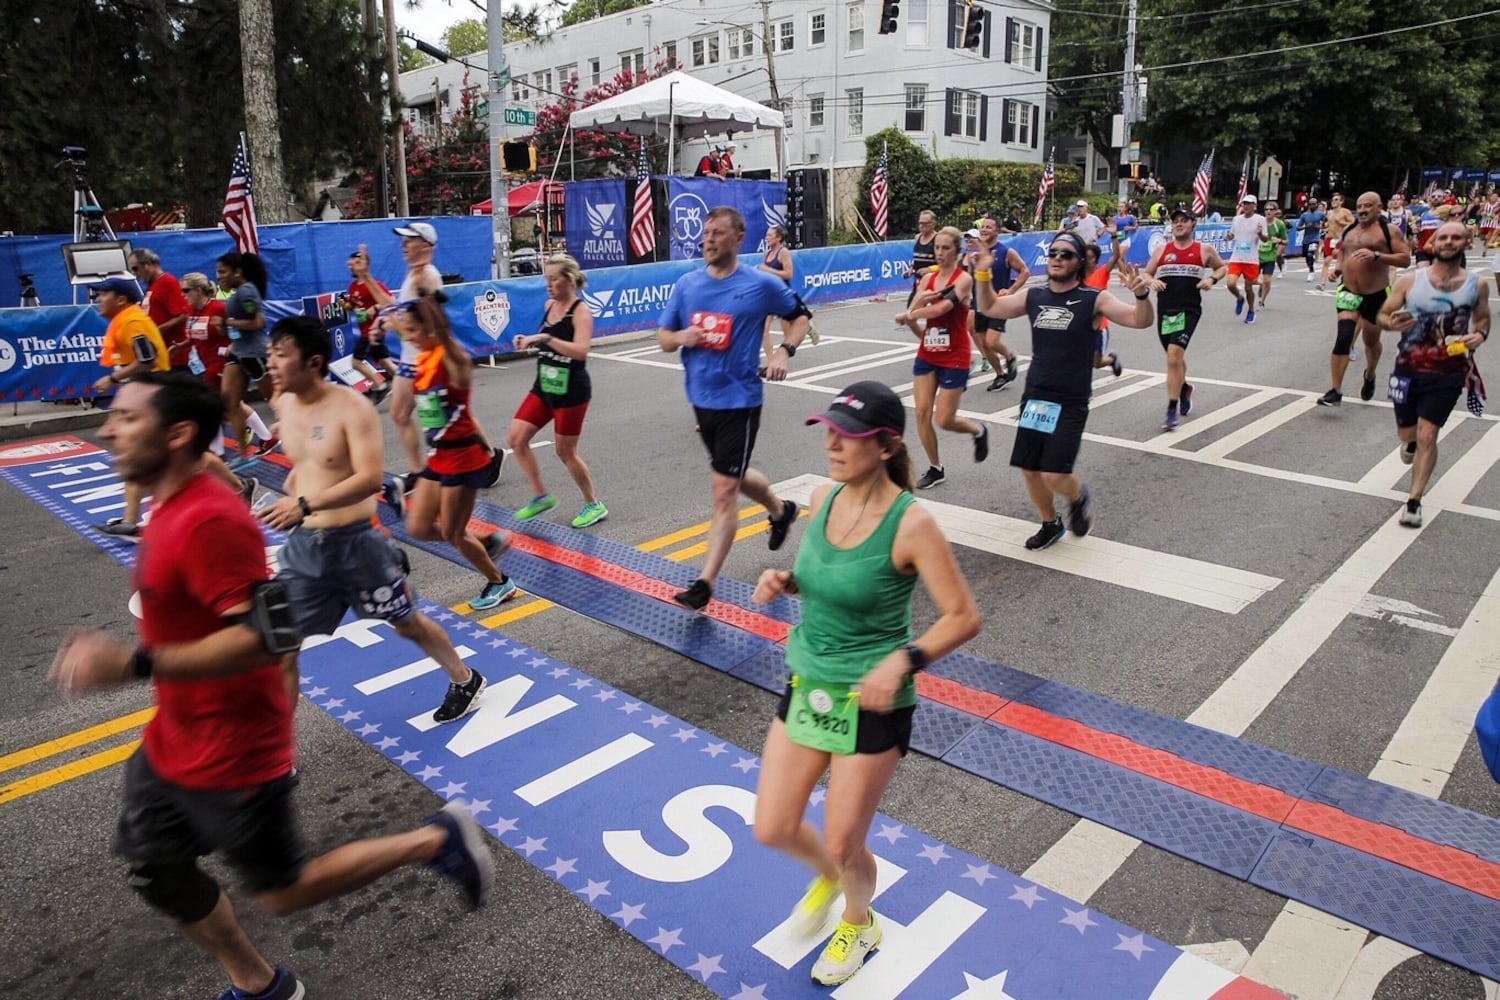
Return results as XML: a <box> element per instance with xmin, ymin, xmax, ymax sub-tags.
<box><xmin>670</xmin><ymin>191</ymin><xmax>709</xmax><ymax>258</ymax></box>
<box><xmin>474</xmin><ymin>290</ymin><xmax>511</xmax><ymax>340</ymax></box>
<box><xmin>584</xmin><ymin>201</ymin><xmax>624</xmax><ymax>259</ymax></box>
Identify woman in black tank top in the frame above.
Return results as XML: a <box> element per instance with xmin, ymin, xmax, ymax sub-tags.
<box><xmin>507</xmin><ymin>254</ymin><xmax>608</xmax><ymax>529</ymax></box>
<box><xmin>758</xmin><ymin>225</ymin><xmax>817</xmax><ymax>362</ymax></box>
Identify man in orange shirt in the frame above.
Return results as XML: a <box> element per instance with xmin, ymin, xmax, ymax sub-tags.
<box><xmin>90</xmin><ymin>276</ymin><xmax>171</xmax><ymax>538</ymax></box>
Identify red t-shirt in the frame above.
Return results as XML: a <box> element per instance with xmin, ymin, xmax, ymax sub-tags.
<box><xmin>186</xmin><ymin>299</ymin><xmax>230</xmax><ymax>386</ymax></box>
<box><xmin>135</xmin><ymin>472</ymin><xmax>293</xmax><ymax>789</ymax></box>
<box><xmin>144</xmin><ymin>272</ymin><xmax>192</xmax><ymax>366</ymax></box>
<box><xmin>345</xmin><ymin>277</ymin><xmax>390</xmax><ymax>339</ymax></box>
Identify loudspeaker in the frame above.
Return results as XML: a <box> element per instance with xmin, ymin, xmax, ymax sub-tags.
<box><xmin>785</xmin><ymin>168</ymin><xmax>828</xmax><ymax>249</ymax></box>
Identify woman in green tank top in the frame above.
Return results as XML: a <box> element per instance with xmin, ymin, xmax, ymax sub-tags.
<box><xmin>750</xmin><ymin>380</ymin><xmax>982</xmax><ymax>987</ymax></box>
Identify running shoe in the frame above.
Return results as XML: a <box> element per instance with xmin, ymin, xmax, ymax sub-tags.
<box><xmin>425</xmin><ymin>800</ymin><xmax>494</xmax><ymax>908</ymax></box>
<box><xmin>381</xmin><ymin>473</ymin><xmax>409</xmax><ymax>517</ymax></box>
<box><xmin>916</xmin><ymin>465</ymin><xmax>946</xmax><ymax>489</ymax></box>
<box><xmin>811</xmin><ymin>910</ymin><xmax>883</xmax><ymax>986</ymax></box>
<box><xmin>94</xmin><ymin>518</ymin><xmax>140</xmax><ymax>538</ymax></box>
<box><xmin>1180</xmin><ymin>382</ymin><xmax>1194</xmax><ymax>417</ymax></box>
<box><xmin>986</xmin><ymin>373</ymin><xmax>1007</xmax><ymax>392</ymax></box>
<box><xmin>1360</xmin><ymin>371</ymin><xmax>1376</xmax><ymax>402</ymax></box>
<box><xmin>368</xmin><ymin>383</ymin><xmax>391</xmax><ymax>406</ymax></box>
<box><xmin>973</xmin><ymin>424</ymin><xmax>989</xmax><ymax>463</ymax></box>
<box><xmin>238</xmin><ymin>475</ymin><xmax>259</xmax><ymax>507</ymax></box>
<box><xmin>1316</xmin><ymin>388</ymin><xmax>1343</xmax><ymax>407</ymax></box>
<box><xmin>673</xmin><ymin>578</ymin><xmax>713</xmax><ymax>611</ymax></box>
<box><xmin>1245</xmin><ymin>309</ymin><xmax>1256</xmax><ymax>324</ymax></box>
<box><xmin>979</xmin><ymin>356</ymin><xmax>992</xmax><ymax>374</ymax></box>
<box><xmin>807</xmin><ymin>322</ymin><xmax>821</xmax><ymax>346</ymax></box>
<box><xmin>470</xmin><ymin>578</ymin><xmax>517</xmax><ymax>611</ymax></box>
<box><xmin>767</xmin><ymin>499</ymin><xmax>799</xmax><ymax>551</ymax></box>
<box><xmin>217</xmin><ymin>966</ymin><xmax>305</xmax><ymax>1000</ymax></box>
<box><xmin>515</xmin><ymin>494</ymin><xmax>557</xmax><ymax>521</ymax></box>
<box><xmin>1067</xmin><ymin>484</ymin><xmax>1092</xmax><ymax>537</ymax></box>
<box><xmin>1024</xmin><ymin>517</ymin><xmax>1066</xmax><ymax>551</ymax></box>
<box><xmin>1163</xmin><ymin>408</ymin><xmax>1179</xmax><ymax>431</ymax></box>
<box><xmin>1399</xmin><ymin>440</ymin><xmax>1417</xmax><ymax>465</ymax></box>
<box><xmin>790</xmin><ymin>875</ymin><xmax>842</xmax><ymax>939</ymax></box>
<box><xmin>433</xmin><ymin>668</ymin><xmax>486</xmax><ymax>724</ymax></box>
<box><xmin>1234</xmin><ymin>298</ymin><xmax>1245</xmax><ymax>317</ymax></box>
<box><xmin>571</xmin><ymin>500</ymin><xmax>609</xmax><ymax>528</ymax></box>
<box><xmin>1109</xmin><ymin>352</ymin><xmax>1123</xmax><ymax>377</ymax></box>
<box><xmin>482</xmin><ymin>532</ymin><xmax>509</xmax><ymax>564</ymax></box>
<box><xmin>1399</xmin><ymin>499</ymin><xmax>1423</xmax><ymax>528</ymax></box>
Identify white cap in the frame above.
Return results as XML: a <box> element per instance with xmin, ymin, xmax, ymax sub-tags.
<box><xmin>393</xmin><ymin>222</ymin><xmax>438</xmax><ymax>245</ymax></box>
<box><xmin>1240</xmin><ymin>194</ymin><xmax>1258</xmax><ymax>204</ymax></box>
<box><xmin>1076</xmin><ymin>199</ymin><xmax>1089</xmax><ymax>208</ymax></box>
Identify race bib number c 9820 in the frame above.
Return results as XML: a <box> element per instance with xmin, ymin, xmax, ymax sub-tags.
<box><xmin>786</xmin><ymin>678</ymin><xmax>859</xmax><ymax>755</ymax></box>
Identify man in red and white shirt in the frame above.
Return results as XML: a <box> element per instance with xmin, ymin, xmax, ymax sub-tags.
<box><xmin>129</xmin><ymin>248</ymin><xmax>192</xmax><ymax>369</ymax></box>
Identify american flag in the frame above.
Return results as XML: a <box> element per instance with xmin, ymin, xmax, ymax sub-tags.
<box><xmin>870</xmin><ymin>143</ymin><xmax>889</xmax><ymax>239</ymax></box>
<box><xmin>1397</xmin><ymin>171</ymin><xmax>1409</xmax><ymax>197</ymax></box>
<box><xmin>1236</xmin><ymin>152</ymin><xmax>1250</xmax><ymax>205</ymax></box>
<box><xmin>629</xmin><ymin>140</ymin><xmax>656</xmax><ymax>259</ymax></box>
<box><xmin>222</xmin><ymin>133</ymin><xmax>259</xmax><ymax>254</ymax></box>
<box><xmin>1033</xmin><ymin>146</ymin><xmax>1055</xmax><ymax>228</ymax></box>
<box><xmin>1191</xmin><ymin>149</ymin><xmax>1215</xmax><ymax>216</ymax></box>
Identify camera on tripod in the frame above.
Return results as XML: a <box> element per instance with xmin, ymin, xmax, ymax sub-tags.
<box><xmin>62</xmin><ymin>145</ymin><xmax>88</xmax><ymax>162</ymax></box>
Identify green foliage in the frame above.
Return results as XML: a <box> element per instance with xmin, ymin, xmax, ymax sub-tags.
<box><xmin>529</xmin><ymin>59</ymin><xmax>675</xmax><ymax>179</ymax></box>
<box><xmin>442</xmin><ymin>18</ymin><xmax>487</xmax><ymax>57</ymax></box>
<box><xmin>348</xmin><ymin>86</ymin><xmax>490</xmax><ymax>218</ymax></box>
<box><xmin>559</xmin><ymin>0</ymin><xmax>652</xmax><ymax>28</ymax></box>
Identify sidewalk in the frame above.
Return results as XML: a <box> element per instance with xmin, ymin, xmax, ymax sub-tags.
<box><xmin>0</xmin><ymin>400</ymin><xmax>106</xmax><ymax>442</ymax></box>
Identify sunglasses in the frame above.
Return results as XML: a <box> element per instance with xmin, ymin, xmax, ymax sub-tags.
<box><xmin>1047</xmin><ymin>249</ymin><xmax>1079</xmax><ymax>260</ymax></box>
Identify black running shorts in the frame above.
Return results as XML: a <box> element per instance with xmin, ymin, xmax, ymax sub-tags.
<box><xmin>1009</xmin><ymin>398</ymin><xmax>1089</xmax><ymax>474</ymax></box>
<box><xmin>694</xmin><ymin>405</ymin><xmax>762</xmax><ymax>478</ymax></box>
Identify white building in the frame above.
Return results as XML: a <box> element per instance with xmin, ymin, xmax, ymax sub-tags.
<box><xmin>400</xmin><ymin>0</ymin><xmax>1052</xmax><ymax>221</ymax></box>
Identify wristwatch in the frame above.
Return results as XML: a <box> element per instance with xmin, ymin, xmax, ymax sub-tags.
<box><xmin>777</xmin><ymin>342</ymin><xmax>797</xmax><ymax>358</ymax></box>
<box><xmin>904</xmin><ymin>644</ymin><xmax>929</xmax><ymax>673</ymax></box>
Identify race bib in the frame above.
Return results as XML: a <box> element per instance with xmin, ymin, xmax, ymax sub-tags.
<box><xmin>1161</xmin><ymin>312</ymin><xmax>1187</xmax><ymax>336</ymax></box>
<box><xmin>922</xmin><ymin>328</ymin><xmax>951</xmax><ymax>350</ymax></box>
<box><xmin>691</xmin><ymin>310</ymin><xmax>733</xmax><ymax>351</ymax></box>
<box><xmin>416</xmin><ymin>392</ymin><xmax>447</xmax><ymax>429</ymax></box>
<box><xmin>1388</xmin><ymin>375</ymin><xmax>1410</xmax><ymax>405</ymax></box>
<box><xmin>1235</xmin><ymin>240</ymin><xmax>1254</xmax><ymax>256</ymax></box>
<box><xmin>786</xmin><ymin>678</ymin><xmax>858</xmax><ymax>755</ymax></box>
<box><xmin>1335</xmin><ymin>287</ymin><xmax>1363</xmax><ymax>311</ymax></box>
<box><xmin>187</xmin><ymin>316</ymin><xmax>210</xmax><ymax>341</ymax></box>
<box><xmin>187</xmin><ymin>347</ymin><xmax>205</xmax><ymax>376</ymax></box>
<box><xmin>1018</xmin><ymin>399</ymin><xmax>1062</xmax><ymax>434</ymax></box>
<box><xmin>539</xmin><ymin>363</ymin><xmax>571</xmax><ymax>395</ymax></box>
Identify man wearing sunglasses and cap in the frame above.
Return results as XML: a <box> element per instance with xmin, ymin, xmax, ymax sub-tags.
<box><xmin>973</xmin><ymin>232</ymin><xmax>1154</xmax><ymax>550</ymax></box>
<box><xmin>1145</xmin><ymin>204</ymin><xmax>1228</xmax><ymax>430</ymax></box>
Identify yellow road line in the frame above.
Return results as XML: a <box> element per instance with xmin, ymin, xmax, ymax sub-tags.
<box><xmin>0</xmin><ymin>707</ymin><xmax>154</xmax><ymax>776</ymax></box>
<box><xmin>478</xmin><ymin>598</ymin><xmax>557</xmax><ymax>628</ymax></box>
<box><xmin>636</xmin><ymin>504</ymin><xmax>764</xmax><ymax>552</ymax></box>
<box><xmin>664</xmin><ymin>510</ymin><xmax>808</xmax><ymax>562</ymax></box>
<box><xmin>0</xmin><ymin>739</ymin><xmax>140</xmax><ymax>806</ymax></box>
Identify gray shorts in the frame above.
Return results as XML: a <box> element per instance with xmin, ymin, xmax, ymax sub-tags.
<box><xmin>277</xmin><ymin>521</ymin><xmax>415</xmax><ymax>637</ymax></box>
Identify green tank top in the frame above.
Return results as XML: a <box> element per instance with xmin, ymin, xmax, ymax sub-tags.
<box><xmin>1261</xmin><ymin>219</ymin><xmax>1287</xmax><ymax>262</ymax></box>
<box><xmin>785</xmin><ymin>485</ymin><xmax>920</xmax><ymax>709</ymax></box>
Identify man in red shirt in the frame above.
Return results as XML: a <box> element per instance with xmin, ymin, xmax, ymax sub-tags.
<box><xmin>129</xmin><ymin>248</ymin><xmax>192</xmax><ymax>370</ymax></box>
<box><xmin>49</xmin><ymin>371</ymin><xmax>493</xmax><ymax>1000</ymax></box>
<box><xmin>343</xmin><ymin>246</ymin><xmax>397</xmax><ymax>402</ymax></box>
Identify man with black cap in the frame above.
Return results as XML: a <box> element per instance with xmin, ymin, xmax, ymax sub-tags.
<box><xmin>973</xmin><ymin>231</ymin><xmax>1154</xmax><ymax>550</ymax></box>
<box><xmin>88</xmin><ymin>276</ymin><xmax>171</xmax><ymax>537</ymax></box>
<box><xmin>1145</xmin><ymin>204</ymin><xmax>1227</xmax><ymax>430</ymax></box>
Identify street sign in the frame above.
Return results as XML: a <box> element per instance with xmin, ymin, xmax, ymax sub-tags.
<box><xmin>504</xmin><ymin>108</ymin><xmax>537</xmax><ymax>127</ymax></box>
<box><xmin>475</xmin><ymin>100</ymin><xmax>488</xmax><ymax>119</ymax></box>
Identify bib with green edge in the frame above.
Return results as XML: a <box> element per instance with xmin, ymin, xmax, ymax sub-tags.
<box><xmin>1161</xmin><ymin>312</ymin><xmax>1187</xmax><ymax>336</ymax></box>
<box><xmin>1335</xmin><ymin>287</ymin><xmax>1363</xmax><ymax>311</ymax></box>
<box><xmin>539</xmin><ymin>362</ymin><xmax>571</xmax><ymax>396</ymax></box>
<box><xmin>786</xmin><ymin>677</ymin><xmax>859</xmax><ymax>754</ymax></box>
<box><xmin>416</xmin><ymin>392</ymin><xmax>447</xmax><ymax>429</ymax></box>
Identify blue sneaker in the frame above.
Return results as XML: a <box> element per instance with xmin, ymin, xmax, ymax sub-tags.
<box><xmin>217</xmin><ymin>966</ymin><xmax>305</xmax><ymax>1000</ymax></box>
<box><xmin>471</xmin><ymin>577</ymin><xmax>517</xmax><ymax>611</ymax></box>
<box><xmin>1163</xmin><ymin>407</ymin><xmax>1180</xmax><ymax>431</ymax></box>
<box><xmin>1234</xmin><ymin>298</ymin><xmax>1245</xmax><ymax>316</ymax></box>
<box><xmin>1180</xmin><ymin>382</ymin><xmax>1194</xmax><ymax>417</ymax></box>
<box><xmin>426</xmin><ymin>800</ymin><xmax>493</xmax><ymax>908</ymax></box>
<box><xmin>1245</xmin><ymin>309</ymin><xmax>1256</xmax><ymax>324</ymax></box>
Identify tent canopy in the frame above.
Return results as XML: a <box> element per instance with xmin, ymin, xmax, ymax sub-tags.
<box><xmin>471</xmin><ymin>180</ymin><xmax>563</xmax><ymax>217</ymax></box>
<box><xmin>568</xmin><ymin>70</ymin><xmax>783</xmax><ymax>139</ymax></box>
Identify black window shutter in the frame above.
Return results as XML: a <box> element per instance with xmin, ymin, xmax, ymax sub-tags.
<box><xmin>982</xmin><ymin>11</ymin><xmax>992</xmax><ymax>59</ymax></box>
<box><xmin>1034</xmin><ymin>26</ymin><xmax>1044</xmax><ymax>71</ymax></box>
<box><xmin>1001</xmin><ymin>98</ymin><xmax>1014</xmax><ymax>143</ymax></box>
<box><xmin>1003</xmin><ymin>17</ymin><xmax>1013</xmax><ymax>62</ymax></box>
<box><xmin>944</xmin><ymin>88</ymin><xmax>960</xmax><ymax>136</ymax></box>
<box><xmin>1030</xmin><ymin>103</ymin><xmax>1039</xmax><ymax>148</ymax></box>
<box><xmin>947</xmin><ymin>1</ymin><xmax>960</xmax><ymax>48</ymax></box>
<box><xmin>979</xmin><ymin>95</ymin><xmax>989</xmax><ymax>142</ymax></box>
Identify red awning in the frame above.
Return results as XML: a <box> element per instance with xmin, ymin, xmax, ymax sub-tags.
<box><xmin>471</xmin><ymin>181</ymin><xmax>562</xmax><ymax>217</ymax></box>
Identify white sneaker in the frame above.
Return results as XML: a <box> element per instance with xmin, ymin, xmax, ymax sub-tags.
<box><xmin>811</xmin><ymin>910</ymin><xmax>882</xmax><ymax>985</ymax></box>
<box><xmin>1399</xmin><ymin>500</ymin><xmax>1422</xmax><ymax>527</ymax></box>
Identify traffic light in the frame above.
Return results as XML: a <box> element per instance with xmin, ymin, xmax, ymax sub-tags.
<box><xmin>962</xmin><ymin>1</ymin><xmax>984</xmax><ymax>49</ymax></box>
<box><xmin>501</xmin><ymin>140</ymin><xmax>535</xmax><ymax>173</ymax></box>
<box><xmin>878</xmin><ymin>0</ymin><xmax>900</xmax><ymax>35</ymax></box>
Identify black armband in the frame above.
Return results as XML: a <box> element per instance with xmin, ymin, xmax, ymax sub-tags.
<box><xmin>129</xmin><ymin>647</ymin><xmax>154</xmax><ymax>679</ymax></box>
<box><xmin>225</xmin><ymin>580</ymin><xmax>304</xmax><ymax>654</ymax></box>
<box><xmin>939</xmin><ymin>286</ymin><xmax>963</xmax><ymax>307</ymax></box>
<box><xmin>781</xmin><ymin>301</ymin><xmax>813</xmax><ymax>323</ymax></box>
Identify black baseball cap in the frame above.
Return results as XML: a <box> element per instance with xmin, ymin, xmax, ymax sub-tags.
<box><xmin>1169</xmin><ymin>203</ymin><xmax>1197</xmax><ymax>220</ymax></box>
<box><xmin>806</xmin><ymin>381</ymin><xmax>905</xmax><ymax>438</ymax></box>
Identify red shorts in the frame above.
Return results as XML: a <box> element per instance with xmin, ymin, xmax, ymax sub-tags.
<box><xmin>514</xmin><ymin>391</ymin><xmax>590</xmax><ymax>437</ymax></box>
<box><xmin>1227</xmin><ymin>261</ymin><xmax>1261</xmax><ymax>280</ymax></box>
<box><xmin>1322</xmin><ymin>238</ymin><xmax>1339</xmax><ymax>256</ymax></box>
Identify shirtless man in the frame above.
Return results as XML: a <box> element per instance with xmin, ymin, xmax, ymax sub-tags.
<box><xmin>257</xmin><ymin>315</ymin><xmax>486</xmax><ymax>723</ymax></box>
<box><xmin>1321</xmin><ymin>193</ymin><xmax>1355</xmax><ymax>290</ymax></box>
<box><xmin>1317</xmin><ymin>191</ymin><xmax>1411</xmax><ymax>406</ymax></box>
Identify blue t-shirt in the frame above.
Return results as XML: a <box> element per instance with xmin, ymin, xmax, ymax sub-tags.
<box><xmin>658</xmin><ymin>264</ymin><xmax>800</xmax><ymax>410</ymax></box>
<box><xmin>1113</xmin><ymin>214</ymin><xmax>1137</xmax><ymax>233</ymax></box>
<box><xmin>225</xmin><ymin>283</ymin><xmax>267</xmax><ymax>358</ymax></box>
<box><xmin>1297</xmin><ymin>210</ymin><xmax>1325</xmax><ymax>235</ymax></box>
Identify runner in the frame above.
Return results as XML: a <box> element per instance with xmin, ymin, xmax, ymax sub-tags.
<box><xmin>1297</xmin><ymin>200</ymin><xmax>1326</xmax><ymax>281</ymax></box>
<box><xmin>974</xmin><ymin>232</ymin><xmax>1156</xmax><ymax>549</ymax></box>
<box><xmin>256</xmin><ymin>315</ymin><xmax>490</xmax><ymax>723</ymax></box>
<box><xmin>1377</xmin><ymin>221</ymin><xmax>1490</xmax><ymax>526</ymax></box>
<box><xmin>966</xmin><ymin>215</ymin><xmax>1027</xmax><ymax>391</ymax></box>
<box><xmin>893</xmin><ymin>225</ymin><xmax>989</xmax><ymax>489</ymax></box>
<box><xmin>751</xmin><ymin>380</ymin><xmax>981</xmax><ymax>987</ymax></box>
<box><xmin>1317</xmin><ymin>191</ymin><xmax>1411</xmax><ymax>407</ymax></box>
<box><xmin>1069</xmin><ymin>200</ymin><xmax>1107</xmax><ymax>244</ymax></box>
<box><xmin>1225</xmin><ymin>194</ymin><xmax>1268</xmax><ymax>324</ymax></box>
<box><xmin>397</xmin><ymin>296</ymin><xmax>517</xmax><ymax>611</ymax></box>
<box><xmin>759</xmin><ymin>224</ymin><xmax>819</xmax><ymax>362</ymax></box>
<box><xmin>180</xmin><ymin>272</ymin><xmax>257</xmax><ymax>504</ymax></box>
<box><xmin>1321</xmin><ymin>193</ymin><xmax>1354</xmax><ymax>290</ymax></box>
<box><xmin>1480</xmin><ymin>190</ymin><xmax>1499</xmax><ymax>255</ymax></box>
<box><xmin>1146</xmin><ymin>205</ymin><xmax>1227</xmax><ymax>430</ymax></box>
<box><xmin>49</xmin><ymin>372</ymin><xmax>493</xmax><ymax>1000</ymax></box>
<box><xmin>656</xmin><ymin>205</ymin><xmax>811</xmax><ymax>611</ymax></box>
<box><xmin>507</xmin><ymin>253</ymin><xmax>609</xmax><ymax>530</ymax></box>
<box><xmin>343</xmin><ymin>246</ymin><xmax>396</xmax><ymax>403</ymax></box>
<box><xmin>216</xmin><ymin>252</ymin><xmax>273</xmax><ymax>458</ymax></box>
<box><xmin>1258</xmin><ymin>202</ymin><xmax>1288</xmax><ymax>306</ymax></box>
<box><xmin>128</xmin><ymin>248</ymin><xmax>191</xmax><ymax>372</ymax></box>
<box><xmin>907</xmin><ymin>209</ymin><xmax>939</xmax><ymax>305</ymax></box>
<box><xmin>88</xmin><ymin>276</ymin><xmax>172</xmax><ymax>538</ymax></box>
<box><xmin>1083</xmin><ymin>239</ymin><xmax>1125</xmax><ymax>377</ymax></box>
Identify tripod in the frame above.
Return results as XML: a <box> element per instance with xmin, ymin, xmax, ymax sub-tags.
<box><xmin>61</xmin><ymin>146</ymin><xmax>117</xmax><ymax>244</ymax></box>
<box><xmin>18</xmin><ymin>272</ymin><xmax>40</xmax><ymax>307</ymax></box>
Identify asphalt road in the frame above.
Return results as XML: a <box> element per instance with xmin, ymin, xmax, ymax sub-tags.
<box><xmin>3</xmin><ymin>262</ymin><xmax>1499</xmax><ymax>1000</ymax></box>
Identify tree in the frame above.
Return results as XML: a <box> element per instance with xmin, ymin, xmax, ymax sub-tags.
<box><xmin>347</xmin><ymin>80</ymin><xmax>491</xmax><ymax>217</ymax></box>
<box><xmin>558</xmin><ymin>0</ymin><xmax>650</xmax><ymax>28</ymax></box>
<box><xmin>529</xmin><ymin>60</ymin><xmax>675</xmax><ymax>179</ymax></box>
<box><xmin>1045</xmin><ymin>4</ymin><xmax>1127</xmax><ymax>178</ymax></box>
<box><xmin>442</xmin><ymin>17</ymin><xmax>486</xmax><ymax>56</ymax></box>
<box><xmin>241</xmin><ymin>0</ymin><xmax>294</xmax><ymax>223</ymax></box>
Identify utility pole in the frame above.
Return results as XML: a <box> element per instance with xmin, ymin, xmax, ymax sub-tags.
<box><xmin>760</xmin><ymin>0</ymin><xmax>785</xmax><ymax>177</ymax></box>
<box><xmin>364</xmin><ymin>0</ymin><xmax>388</xmax><ymax>217</ymax></box>
<box><xmin>488</xmin><ymin>2</ymin><xmax>512</xmax><ymax>278</ymax></box>
<box><xmin>383</xmin><ymin>0</ymin><xmax>409</xmax><ymax>217</ymax></box>
<box><xmin>1118</xmin><ymin>0</ymin><xmax>1137</xmax><ymax>200</ymax></box>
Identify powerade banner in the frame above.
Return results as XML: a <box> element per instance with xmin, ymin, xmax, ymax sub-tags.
<box><xmin>664</xmin><ymin>179</ymin><xmax>787</xmax><ymax>261</ymax></box>
<box><xmin>564</xmin><ymin>179</ymin><xmax>629</xmax><ymax>270</ymax></box>
<box><xmin>791</xmin><ymin>243</ymin><xmax>912</xmax><ymax>305</ymax></box>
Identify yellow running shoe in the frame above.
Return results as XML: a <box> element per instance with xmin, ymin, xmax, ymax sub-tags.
<box><xmin>790</xmin><ymin>874</ymin><xmax>841</xmax><ymax>939</ymax></box>
<box><xmin>811</xmin><ymin>909</ymin><xmax>882</xmax><ymax>985</ymax></box>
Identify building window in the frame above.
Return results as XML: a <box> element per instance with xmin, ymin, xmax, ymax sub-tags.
<box><xmin>944</xmin><ymin>88</ymin><xmax>985</xmax><ymax>139</ymax></box>
<box><xmin>847</xmin><ymin>87</ymin><xmax>864</xmax><ymax>135</ymax></box>
<box><xmin>809</xmin><ymin>94</ymin><xmax>825</xmax><ymax>128</ymax></box>
<box><xmin>848</xmin><ymin>4</ymin><xmax>865</xmax><ymax>51</ymax></box>
<box><xmin>1006</xmin><ymin>19</ymin><xmax>1041</xmax><ymax>69</ymax></box>
<box><xmin>691</xmin><ymin>33</ymin><xmax>721</xmax><ymax>67</ymax></box>
<box><xmin>904</xmin><ymin>83</ymin><xmax>926</xmax><ymax>131</ymax></box>
<box><xmin>947</xmin><ymin>0</ymin><xmax>989</xmax><ymax>53</ymax></box>
<box><xmin>511</xmin><ymin>79</ymin><xmax>524</xmax><ymax>102</ymax></box>
<box><xmin>727</xmin><ymin>27</ymin><xmax>755</xmax><ymax>60</ymax></box>
<box><xmin>558</xmin><ymin>63</ymin><xmax>577</xmax><ymax>86</ymax></box>
<box><xmin>619</xmin><ymin>48</ymin><xmax>644</xmax><ymax>76</ymax></box>
<box><xmin>589</xmin><ymin>58</ymin><xmax>601</xmax><ymax>85</ymax></box>
<box><xmin>907</xmin><ymin>0</ymin><xmax>929</xmax><ymax>46</ymax></box>
<box><xmin>810</xmin><ymin>12</ymin><xmax>826</xmax><ymax>46</ymax></box>
<box><xmin>773</xmin><ymin>18</ymin><xmax>795</xmax><ymax>52</ymax></box>
<box><xmin>1001</xmin><ymin>98</ymin><xmax>1037</xmax><ymax>146</ymax></box>
<box><xmin>663</xmin><ymin>41</ymin><xmax>677</xmax><ymax>67</ymax></box>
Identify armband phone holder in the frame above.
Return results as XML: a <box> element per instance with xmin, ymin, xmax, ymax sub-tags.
<box><xmin>232</xmin><ymin>580</ymin><xmax>303</xmax><ymax>654</ymax></box>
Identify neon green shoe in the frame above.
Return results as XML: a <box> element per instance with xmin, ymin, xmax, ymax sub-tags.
<box><xmin>515</xmin><ymin>494</ymin><xmax>556</xmax><ymax>521</ymax></box>
<box><xmin>571</xmin><ymin>500</ymin><xmax>608</xmax><ymax>528</ymax></box>
<box><xmin>811</xmin><ymin>909</ymin><xmax>882</xmax><ymax>985</ymax></box>
<box><xmin>790</xmin><ymin>875</ymin><xmax>841</xmax><ymax>939</ymax></box>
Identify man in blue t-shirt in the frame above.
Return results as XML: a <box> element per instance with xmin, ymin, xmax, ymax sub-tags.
<box><xmin>1297</xmin><ymin>202</ymin><xmax>1327</xmax><ymax>279</ymax></box>
<box><xmin>658</xmin><ymin>205</ymin><xmax>812</xmax><ymax>611</ymax></box>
